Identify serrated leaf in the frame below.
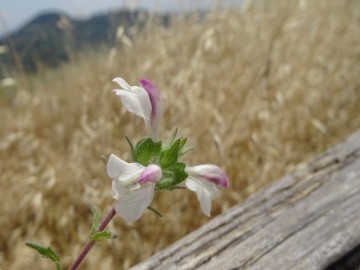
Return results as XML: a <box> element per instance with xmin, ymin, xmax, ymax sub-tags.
<box><xmin>134</xmin><ymin>138</ymin><xmax>162</xmax><ymax>166</ymax></box>
<box><xmin>25</xmin><ymin>242</ymin><xmax>61</xmax><ymax>269</ymax></box>
<box><xmin>179</xmin><ymin>146</ymin><xmax>193</xmax><ymax>157</ymax></box>
<box><xmin>90</xmin><ymin>230</ymin><xmax>117</xmax><ymax>241</ymax></box>
<box><xmin>179</xmin><ymin>137</ymin><xmax>187</xmax><ymax>149</ymax></box>
<box><xmin>178</xmin><ymin>137</ymin><xmax>193</xmax><ymax>157</ymax></box>
<box><xmin>163</xmin><ymin>127</ymin><xmax>178</xmax><ymax>148</ymax></box>
<box><xmin>155</xmin><ymin>170</ymin><xmax>174</xmax><ymax>190</ymax></box>
<box><xmin>160</xmin><ymin>139</ymin><xmax>180</xmax><ymax>168</ymax></box>
<box><xmin>168</xmin><ymin>162</ymin><xmax>188</xmax><ymax>186</ymax></box>
<box><xmin>156</xmin><ymin>162</ymin><xmax>188</xmax><ymax>190</ymax></box>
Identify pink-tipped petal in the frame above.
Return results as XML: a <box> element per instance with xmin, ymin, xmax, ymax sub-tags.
<box><xmin>139</xmin><ymin>79</ymin><xmax>163</xmax><ymax>140</ymax></box>
<box><xmin>139</xmin><ymin>79</ymin><xmax>162</xmax><ymax>119</ymax></box>
<box><xmin>112</xmin><ymin>77</ymin><xmax>152</xmax><ymax>134</ymax></box>
<box><xmin>138</xmin><ymin>164</ymin><xmax>162</xmax><ymax>184</ymax></box>
<box><xmin>202</xmin><ymin>172</ymin><xmax>229</xmax><ymax>188</ymax></box>
<box><xmin>185</xmin><ymin>165</ymin><xmax>229</xmax><ymax>188</ymax></box>
<box><xmin>185</xmin><ymin>164</ymin><xmax>229</xmax><ymax>216</ymax></box>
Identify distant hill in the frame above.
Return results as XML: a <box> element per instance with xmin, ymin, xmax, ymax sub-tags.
<box><xmin>0</xmin><ymin>9</ymin><xmax>169</xmax><ymax>75</ymax></box>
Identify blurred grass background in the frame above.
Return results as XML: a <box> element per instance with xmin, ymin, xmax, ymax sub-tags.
<box><xmin>1</xmin><ymin>0</ymin><xmax>360</xmax><ymax>269</ymax></box>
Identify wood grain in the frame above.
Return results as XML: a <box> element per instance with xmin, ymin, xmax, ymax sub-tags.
<box><xmin>131</xmin><ymin>129</ymin><xmax>360</xmax><ymax>270</ymax></box>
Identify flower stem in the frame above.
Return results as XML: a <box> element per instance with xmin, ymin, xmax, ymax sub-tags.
<box><xmin>68</xmin><ymin>207</ymin><xmax>116</xmax><ymax>270</ymax></box>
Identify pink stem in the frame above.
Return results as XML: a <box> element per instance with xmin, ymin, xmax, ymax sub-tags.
<box><xmin>68</xmin><ymin>207</ymin><xmax>116</xmax><ymax>270</ymax></box>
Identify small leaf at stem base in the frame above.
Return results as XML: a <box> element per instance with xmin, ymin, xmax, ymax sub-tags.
<box><xmin>90</xmin><ymin>231</ymin><xmax>117</xmax><ymax>241</ymax></box>
<box><xmin>25</xmin><ymin>242</ymin><xmax>61</xmax><ymax>270</ymax></box>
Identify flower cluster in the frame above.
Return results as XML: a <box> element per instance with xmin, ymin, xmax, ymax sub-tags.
<box><xmin>25</xmin><ymin>77</ymin><xmax>230</xmax><ymax>270</ymax></box>
<box><xmin>108</xmin><ymin>77</ymin><xmax>229</xmax><ymax>221</ymax></box>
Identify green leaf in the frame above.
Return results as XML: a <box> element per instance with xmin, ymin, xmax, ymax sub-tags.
<box><xmin>89</xmin><ymin>206</ymin><xmax>117</xmax><ymax>241</ymax></box>
<box><xmin>134</xmin><ymin>138</ymin><xmax>162</xmax><ymax>166</ymax></box>
<box><xmin>160</xmin><ymin>139</ymin><xmax>180</xmax><ymax>168</ymax></box>
<box><xmin>147</xmin><ymin>205</ymin><xmax>162</xmax><ymax>217</ymax></box>
<box><xmin>101</xmin><ymin>155</ymin><xmax>109</xmax><ymax>165</ymax></box>
<box><xmin>90</xmin><ymin>230</ymin><xmax>117</xmax><ymax>241</ymax></box>
<box><xmin>25</xmin><ymin>242</ymin><xmax>59</xmax><ymax>261</ymax></box>
<box><xmin>125</xmin><ymin>136</ymin><xmax>135</xmax><ymax>162</ymax></box>
<box><xmin>178</xmin><ymin>137</ymin><xmax>193</xmax><ymax>157</ymax></box>
<box><xmin>168</xmin><ymin>162</ymin><xmax>188</xmax><ymax>186</ymax></box>
<box><xmin>90</xmin><ymin>206</ymin><xmax>101</xmax><ymax>236</ymax></box>
<box><xmin>155</xmin><ymin>170</ymin><xmax>174</xmax><ymax>190</ymax></box>
<box><xmin>25</xmin><ymin>242</ymin><xmax>61</xmax><ymax>270</ymax></box>
<box><xmin>179</xmin><ymin>137</ymin><xmax>187</xmax><ymax>150</ymax></box>
<box><xmin>156</xmin><ymin>162</ymin><xmax>188</xmax><ymax>190</ymax></box>
<box><xmin>163</xmin><ymin>127</ymin><xmax>178</xmax><ymax>149</ymax></box>
<box><xmin>179</xmin><ymin>146</ymin><xmax>193</xmax><ymax>157</ymax></box>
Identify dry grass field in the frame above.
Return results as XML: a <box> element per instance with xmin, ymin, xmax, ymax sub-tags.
<box><xmin>1</xmin><ymin>0</ymin><xmax>360</xmax><ymax>269</ymax></box>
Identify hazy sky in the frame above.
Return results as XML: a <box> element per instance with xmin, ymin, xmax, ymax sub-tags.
<box><xmin>0</xmin><ymin>0</ymin><xmax>240</xmax><ymax>36</ymax></box>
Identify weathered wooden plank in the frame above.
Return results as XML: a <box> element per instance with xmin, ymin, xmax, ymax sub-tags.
<box><xmin>131</xmin><ymin>129</ymin><xmax>360</xmax><ymax>270</ymax></box>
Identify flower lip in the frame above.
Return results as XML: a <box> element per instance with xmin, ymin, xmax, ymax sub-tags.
<box><xmin>138</xmin><ymin>164</ymin><xmax>163</xmax><ymax>184</ymax></box>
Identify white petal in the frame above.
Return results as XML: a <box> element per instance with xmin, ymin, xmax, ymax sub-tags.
<box><xmin>113</xmin><ymin>183</ymin><xmax>155</xmax><ymax>221</ymax></box>
<box><xmin>186</xmin><ymin>177</ymin><xmax>219</xmax><ymax>216</ymax></box>
<box><xmin>115</xmin><ymin>86</ymin><xmax>152</xmax><ymax>120</ymax></box>
<box><xmin>111</xmin><ymin>180</ymin><xmax>120</xmax><ymax>200</ymax></box>
<box><xmin>113</xmin><ymin>77</ymin><xmax>131</xmax><ymax>90</ymax></box>
<box><xmin>107</xmin><ymin>154</ymin><xmax>125</xmax><ymax>178</ymax></box>
<box><xmin>107</xmin><ymin>154</ymin><xmax>144</xmax><ymax>181</ymax></box>
<box><xmin>186</xmin><ymin>164</ymin><xmax>222</xmax><ymax>175</ymax></box>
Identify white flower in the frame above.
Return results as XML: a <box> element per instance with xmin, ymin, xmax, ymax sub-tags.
<box><xmin>107</xmin><ymin>154</ymin><xmax>162</xmax><ymax>221</ymax></box>
<box><xmin>113</xmin><ymin>77</ymin><xmax>163</xmax><ymax>140</ymax></box>
<box><xmin>185</xmin><ymin>165</ymin><xmax>229</xmax><ymax>217</ymax></box>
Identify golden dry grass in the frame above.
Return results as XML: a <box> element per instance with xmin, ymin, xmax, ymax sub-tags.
<box><xmin>1</xmin><ymin>0</ymin><xmax>360</xmax><ymax>269</ymax></box>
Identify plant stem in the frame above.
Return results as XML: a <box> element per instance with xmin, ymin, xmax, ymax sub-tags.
<box><xmin>68</xmin><ymin>207</ymin><xmax>116</xmax><ymax>270</ymax></box>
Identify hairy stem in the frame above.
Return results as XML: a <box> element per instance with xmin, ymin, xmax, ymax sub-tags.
<box><xmin>68</xmin><ymin>207</ymin><xmax>116</xmax><ymax>270</ymax></box>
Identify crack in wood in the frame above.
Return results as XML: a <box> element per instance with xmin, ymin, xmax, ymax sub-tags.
<box><xmin>240</xmin><ymin>211</ymin><xmax>328</xmax><ymax>269</ymax></box>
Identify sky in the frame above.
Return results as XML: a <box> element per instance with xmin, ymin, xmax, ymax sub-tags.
<box><xmin>0</xmin><ymin>0</ymin><xmax>241</xmax><ymax>36</ymax></box>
